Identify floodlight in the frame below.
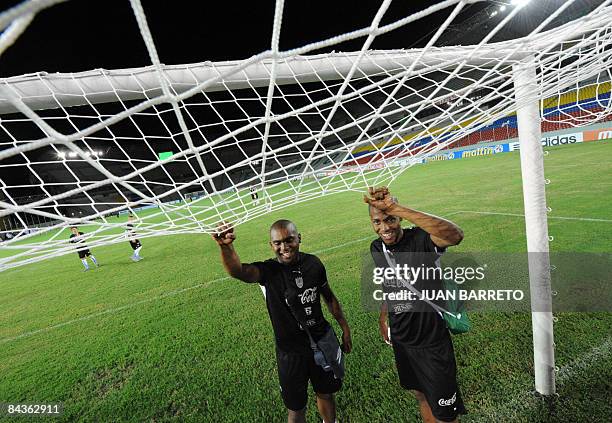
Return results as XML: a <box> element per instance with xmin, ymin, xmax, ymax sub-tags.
<box><xmin>511</xmin><ymin>0</ymin><xmax>531</xmax><ymax>8</ymax></box>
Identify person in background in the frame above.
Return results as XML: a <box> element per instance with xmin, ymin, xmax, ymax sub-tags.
<box><xmin>69</xmin><ymin>226</ymin><xmax>99</xmax><ymax>271</ymax></box>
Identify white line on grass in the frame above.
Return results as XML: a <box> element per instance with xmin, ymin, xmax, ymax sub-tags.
<box><xmin>0</xmin><ymin>236</ymin><xmax>374</xmax><ymax>344</ymax></box>
<box><xmin>455</xmin><ymin>210</ymin><xmax>612</xmax><ymax>223</ymax></box>
<box><xmin>0</xmin><ymin>276</ymin><xmax>231</xmax><ymax>344</ymax></box>
<box><xmin>312</xmin><ymin>236</ymin><xmax>373</xmax><ymax>254</ymax></box>
<box><xmin>471</xmin><ymin>336</ymin><xmax>612</xmax><ymax>422</ymax></box>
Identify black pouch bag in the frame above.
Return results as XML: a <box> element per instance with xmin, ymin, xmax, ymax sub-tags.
<box><xmin>314</xmin><ymin>325</ymin><xmax>344</xmax><ymax>380</ymax></box>
<box><xmin>282</xmin><ymin>272</ymin><xmax>344</xmax><ymax>379</ymax></box>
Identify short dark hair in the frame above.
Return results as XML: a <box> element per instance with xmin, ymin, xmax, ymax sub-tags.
<box><xmin>270</xmin><ymin>219</ymin><xmax>297</xmax><ymax>234</ymax></box>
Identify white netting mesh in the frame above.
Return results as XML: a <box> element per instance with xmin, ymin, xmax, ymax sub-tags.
<box><xmin>1</xmin><ymin>0</ymin><xmax>612</xmax><ymax>270</ymax></box>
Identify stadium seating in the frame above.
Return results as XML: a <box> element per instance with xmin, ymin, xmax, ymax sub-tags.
<box><xmin>347</xmin><ymin>82</ymin><xmax>611</xmax><ymax>165</ymax></box>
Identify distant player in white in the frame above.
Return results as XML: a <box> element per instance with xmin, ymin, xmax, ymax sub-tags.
<box><xmin>250</xmin><ymin>185</ymin><xmax>260</xmax><ymax>205</ymax></box>
<box><xmin>126</xmin><ymin>214</ymin><xmax>143</xmax><ymax>261</ymax></box>
<box><xmin>69</xmin><ymin>226</ymin><xmax>99</xmax><ymax>271</ymax></box>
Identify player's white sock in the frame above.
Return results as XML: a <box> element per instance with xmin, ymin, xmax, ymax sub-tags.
<box><xmin>90</xmin><ymin>255</ymin><xmax>98</xmax><ymax>266</ymax></box>
<box><xmin>134</xmin><ymin>246</ymin><xmax>142</xmax><ymax>257</ymax></box>
<box><xmin>81</xmin><ymin>259</ymin><xmax>89</xmax><ymax>269</ymax></box>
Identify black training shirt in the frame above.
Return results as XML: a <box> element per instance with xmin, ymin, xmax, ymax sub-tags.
<box><xmin>370</xmin><ymin>227</ymin><xmax>450</xmax><ymax>347</ymax></box>
<box><xmin>251</xmin><ymin>252</ymin><xmax>331</xmax><ymax>354</ymax></box>
<box><xmin>69</xmin><ymin>231</ymin><xmax>90</xmax><ymax>255</ymax></box>
<box><xmin>69</xmin><ymin>232</ymin><xmax>88</xmax><ymax>247</ymax></box>
<box><xmin>69</xmin><ymin>232</ymin><xmax>85</xmax><ymax>243</ymax></box>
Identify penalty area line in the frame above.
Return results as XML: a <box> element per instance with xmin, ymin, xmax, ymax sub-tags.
<box><xmin>0</xmin><ymin>236</ymin><xmax>373</xmax><ymax>344</ymax></box>
<box><xmin>0</xmin><ymin>276</ymin><xmax>230</xmax><ymax>345</ymax></box>
<box><xmin>454</xmin><ymin>210</ymin><xmax>612</xmax><ymax>223</ymax></box>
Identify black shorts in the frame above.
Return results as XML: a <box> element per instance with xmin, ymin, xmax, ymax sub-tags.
<box><xmin>392</xmin><ymin>335</ymin><xmax>466</xmax><ymax>422</ymax></box>
<box><xmin>276</xmin><ymin>348</ymin><xmax>342</xmax><ymax>411</ymax></box>
<box><xmin>77</xmin><ymin>249</ymin><xmax>91</xmax><ymax>259</ymax></box>
<box><xmin>129</xmin><ymin>239</ymin><xmax>142</xmax><ymax>250</ymax></box>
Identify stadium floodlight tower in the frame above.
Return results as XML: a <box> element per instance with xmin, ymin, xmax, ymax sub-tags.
<box><xmin>2</xmin><ymin>0</ymin><xmax>612</xmax><ymax>395</ymax></box>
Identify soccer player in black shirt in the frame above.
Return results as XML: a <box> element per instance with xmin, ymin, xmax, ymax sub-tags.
<box><xmin>69</xmin><ymin>226</ymin><xmax>99</xmax><ymax>271</ymax></box>
<box><xmin>126</xmin><ymin>214</ymin><xmax>143</xmax><ymax>261</ymax></box>
<box><xmin>213</xmin><ymin>219</ymin><xmax>351</xmax><ymax>423</ymax></box>
<box><xmin>364</xmin><ymin>186</ymin><xmax>466</xmax><ymax>423</ymax></box>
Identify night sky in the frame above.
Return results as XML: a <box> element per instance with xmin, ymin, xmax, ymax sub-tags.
<box><xmin>0</xmin><ymin>0</ymin><xmax>488</xmax><ymax>78</ymax></box>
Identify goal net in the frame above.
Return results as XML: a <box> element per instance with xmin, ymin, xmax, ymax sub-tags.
<box><xmin>1</xmin><ymin>0</ymin><xmax>612</xmax><ymax>271</ymax></box>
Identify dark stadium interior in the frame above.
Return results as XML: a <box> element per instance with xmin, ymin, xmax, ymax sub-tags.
<box><xmin>0</xmin><ymin>0</ymin><xmax>608</xmax><ymax>231</ymax></box>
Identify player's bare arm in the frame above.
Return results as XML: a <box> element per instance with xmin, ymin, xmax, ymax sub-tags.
<box><xmin>378</xmin><ymin>301</ymin><xmax>391</xmax><ymax>345</ymax></box>
<box><xmin>320</xmin><ymin>284</ymin><xmax>352</xmax><ymax>353</ymax></box>
<box><xmin>364</xmin><ymin>186</ymin><xmax>464</xmax><ymax>248</ymax></box>
<box><xmin>212</xmin><ymin>224</ymin><xmax>261</xmax><ymax>283</ymax></box>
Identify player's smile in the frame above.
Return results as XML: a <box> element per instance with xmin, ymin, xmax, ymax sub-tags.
<box><xmin>270</xmin><ymin>226</ymin><xmax>301</xmax><ymax>264</ymax></box>
<box><xmin>380</xmin><ymin>230</ymin><xmax>398</xmax><ymax>243</ymax></box>
<box><xmin>369</xmin><ymin>207</ymin><xmax>403</xmax><ymax>246</ymax></box>
<box><xmin>275</xmin><ymin>242</ymin><xmax>297</xmax><ymax>264</ymax></box>
<box><xmin>279</xmin><ymin>249</ymin><xmax>295</xmax><ymax>262</ymax></box>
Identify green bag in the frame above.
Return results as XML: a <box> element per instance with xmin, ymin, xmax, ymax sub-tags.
<box><xmin>380</xmin><ymin>244</ymin><xmax>470</xmax><ymax>335</ymax></box>
<box><xmin>441</xmin><ymin>278</ymin><xmax>471</xmax><ymax>335</ymax></box>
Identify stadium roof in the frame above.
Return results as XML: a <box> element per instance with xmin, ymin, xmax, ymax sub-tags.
<box><xmin>1</xmin><ymin>1</ymin><xmax>606</xmax><ymax>78</ymax></box>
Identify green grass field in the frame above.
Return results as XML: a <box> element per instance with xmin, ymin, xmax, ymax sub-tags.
<box><xmin>1</xmin><ymin>141</ymin><xmax>611</xmax><ymax>422</ymax></box>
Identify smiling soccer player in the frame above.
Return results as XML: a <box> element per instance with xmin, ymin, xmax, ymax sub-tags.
<box><xmin>212</xmin><ymin>219</ymin><xmax>351</xmax><ymax>423</ymax></box>
<box><xmin>365</xmin><ymin>186</ymin><xmax>465</xmax><ymax>423</ymax></box>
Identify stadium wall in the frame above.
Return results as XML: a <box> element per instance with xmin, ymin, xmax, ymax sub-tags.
<box><xmin>324</xmin><ymin>123</ymin><xmax>612</xmax><ymax>175</ymax></box>
<box><xmin>349</xmin><ymin>80</ymin><xmax>612</xmax><ymax>163</ymax></box>
<box><xmin>422</xmin><ymin>124</ymin><xmax>612</xmax><ymax>163</ymax></box>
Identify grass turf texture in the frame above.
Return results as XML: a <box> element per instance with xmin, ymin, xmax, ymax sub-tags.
<box><xmin>1</xmin><ymin>141</ymin><xmax>611</xmax><ymax>422</ymax></box>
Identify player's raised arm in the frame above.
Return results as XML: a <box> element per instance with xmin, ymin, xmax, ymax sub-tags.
<box><xmin>212</xmin><ymin>224</ymin><xmax>261</xmax><ymax>283</ymax></box>
<box><xmin>364</xmin><ymin>186</ymin><xmax>463</xmax><ymax>248</ymax></box>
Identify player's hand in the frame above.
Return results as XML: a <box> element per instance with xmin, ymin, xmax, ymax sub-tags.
<box><xmin>363</xmin><ymin>186</ymin><xmax>397</xmax><ymax>212</ymax></box>
<box><xmin>341</xmin><ymin>329</ymin><xmax>352</xmax><ymax>354</ymax></box>
<box><xmin>212</xmin><ymin>222</ymin><xmax>235</xmax><ymax>246</ymax></box>
<box><xmin>379</xmin><ymin>319</ymin><xmax>392</xmax><ymax>346</ymax></box>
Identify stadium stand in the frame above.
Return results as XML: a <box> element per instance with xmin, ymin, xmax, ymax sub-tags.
<box><xmin>348</xmin><ymin>81</ymin><xmax>612</xmax><ymax>165</ymax></box>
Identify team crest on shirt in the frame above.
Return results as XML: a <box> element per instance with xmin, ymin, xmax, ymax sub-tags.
<box><xmin>294</xmin><ymin>274</ymin><xmax>304</xmax><ymax>288</ymax></box>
